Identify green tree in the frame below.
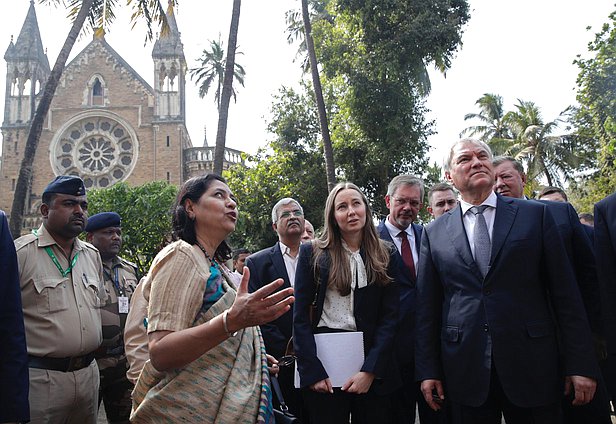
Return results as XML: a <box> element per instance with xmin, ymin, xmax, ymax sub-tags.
<box><xmin>214</xmin><ymin>0</ymin><xmax>242</xmax><ymax>175</ymax></box>
<box><xmin>225</xmin><ymin>86</ymin><xmax>328</xmax><ymax>251</ymax></box>
<box><xmin>86</xmin><ymin>181</ymin><xmax>178</xmax><ymax>277</ymax></box>
<box><xmin>503</xmin><ymin>100</ymin><xmax>582</xmax><ymax>186</ymax></box>
<box><xmin>569</xmin><ymin>9</ymin><xmax>616</xmax><ymax>210</ymax></box>
<box><xmin>190</xmin><ymin>36</ymin><xmax>246</xmax><ymax>110</ymax></box>
<box><xmin>461</xmin><ymin>93</ymin><xmax>512</xmax><ymax>153</ymax></box>
<box><xmin>10</xmin><ymin>0</ymin><xmax>173</xmax><ymax>237</ymax></box>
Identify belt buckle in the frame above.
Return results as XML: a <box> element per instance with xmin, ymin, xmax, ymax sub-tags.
<box><xmin>68</xmin><ymin>356</ymin><xmax>84</xmax><ymax>371</ymax></box>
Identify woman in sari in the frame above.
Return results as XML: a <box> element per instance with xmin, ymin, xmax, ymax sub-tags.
<box><xmin>131</xmin><ymin>174</ymin><xmax>294</xmax><ymax>423</ymax></box>
<box><xmin>293</xmin><ymin>182</ymin><xmax>401</xmax><ymax>424</ymax></box>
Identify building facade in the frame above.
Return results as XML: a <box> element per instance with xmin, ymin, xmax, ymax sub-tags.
<box><xmin>0</xmin><ymin>2</ymin><xmax>242</xmax><ymax>233</ymax></box>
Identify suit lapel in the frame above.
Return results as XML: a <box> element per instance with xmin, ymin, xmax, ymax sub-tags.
<box><xmin>271</xmin><ymin>243</ymin><xmax>291</xmax><ymax>287</ymax></box>
<box><xmin>447</xmin><ymin>206</ymin><xmax>483</xmax><ymax>281</ymax></box>
<box><xmin>489</xmin><ymin>195</ymin><xmax>517</xmax><ymax>269</ymax></box>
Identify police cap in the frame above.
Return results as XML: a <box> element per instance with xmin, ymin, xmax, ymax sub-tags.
<box><xmin>43</xmin><ymin>175</ymin><xmax>86</xmax><ymax>197</ymax></box>
<box><xmin>85</xmin><ymin>212</ymin><xmax>122</xmax><ymax>233</ymax></box>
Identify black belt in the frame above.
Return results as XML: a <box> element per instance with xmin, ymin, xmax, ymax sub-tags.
<box><xmin>28</xmin><ymin>352</ymin><xmax>96</xmax><ymax>372</ymax></box>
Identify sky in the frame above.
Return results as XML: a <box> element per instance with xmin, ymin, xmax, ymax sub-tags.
<box><xmin>0</xmin><ymin>0</ymin><xmax>614</xmax><ymax>167</ymax></box>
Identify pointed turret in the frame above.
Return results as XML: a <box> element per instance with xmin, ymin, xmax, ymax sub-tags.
<box><xmin>3</xmin><ymin>1</ymin><xmax>50</xmax><ymax>126</ymax></box>
<box><xmin>152</xmin><ymin>4</ymin><xmax>185</xmax><ymax>60</ymax></box>
<box><xmin>5</xmin><ymin>0</ymin><xmax>49</xmax><ymax>70</ymax></box>
<box><xmin>152</xmin><ymin>2</ymin><xmax>186</xmax><ymax>121</ymax></box>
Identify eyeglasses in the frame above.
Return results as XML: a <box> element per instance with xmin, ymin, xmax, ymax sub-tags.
<box><xmin>279</xmin><ymin>210</ymin><xmax>304</xmax><ymax>220</ymax></box>
<box><xmin>393</xmin><ymin>197</ymin><xmax>421</xmax><ymax>208</ymax></box>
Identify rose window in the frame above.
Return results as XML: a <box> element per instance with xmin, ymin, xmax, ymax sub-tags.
<box><xmin>50</xmin><ymin>115</ymin><xmax>138</xmax><ymax>189</ymax></box>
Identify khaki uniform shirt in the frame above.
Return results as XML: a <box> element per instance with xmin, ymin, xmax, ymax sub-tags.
<box><xmin>15</xmin><ymin>224</ymin><xmax>104</xmax><ymax>358</ymax></box>
<box><xmin>97</xmin><ymin>256</ymin><xmax>138</xmax><ymax>371</ymax></box>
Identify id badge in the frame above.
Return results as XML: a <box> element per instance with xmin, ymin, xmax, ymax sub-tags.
<box><xmin>118</xmin><ymin>296</ymin><xmax>129</xmax><ymax>313</ymax></box>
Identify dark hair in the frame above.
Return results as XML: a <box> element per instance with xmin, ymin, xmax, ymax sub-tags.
<box><xmin>41</xmin><ymin>192</ymin><xmax>56</xmax><ymax>206</ymax></box>
<box><xmin>537</xmin><ymin>186</ymin><xmax>568</xmax><ymax>202</ymax></box>
<box><xmin>232</xmin><ymin>248</ymin><xmax>251</xmax><ymax>261</ymax></box>
<box><xmin>578</xmin><ymin>212</ymin><xmax>594</xmax><ymax>224</ymax></box>
<box><xmin>172</xmin><ymin>173</ymin><xmax>232</xmax><ymax>261</ymax></box>
<box><xmin>427</xmin><ymin>182</ymin><xmax>456</xmax><ymax>205</ymax></box>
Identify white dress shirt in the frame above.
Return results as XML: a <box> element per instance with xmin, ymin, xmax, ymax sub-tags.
<box><xmin>279</xmin><ymin>241</ymin><xmax>298</xmax><ymax>287</ymax></box>
<box><xmin>459</xmin><ymin>191</ymin><xmax>498</xmax><ymax>258</ymax></box>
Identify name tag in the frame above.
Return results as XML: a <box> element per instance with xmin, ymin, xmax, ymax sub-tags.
<box><xmin>118</xmin><ymin>296</ymin><xmax>129</xmax><ymax>314</ymax></box>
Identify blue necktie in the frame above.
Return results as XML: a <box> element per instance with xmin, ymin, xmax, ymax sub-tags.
<box><xmin>470</xmin><ymin>205</ymin><xmax>491</xmax><ymax>278</ymax></box>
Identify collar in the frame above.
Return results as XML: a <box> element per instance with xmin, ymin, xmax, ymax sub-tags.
<box><xmin>460</xmin><ymin>191</ymin><xmax>498</xmax><ymax>216</ymax></box>
<box><xmin>384</xmin><ymin>216</ymin><xmax>413</xmax><ymax>238</ymax></box>
<box><xmin>35</xmin><ymin>224</ymin><xmax>84</xmax><ymax>252</ymax></box>
<box><xmin>278</xmin><ymin>241</ymin><xmax>298</xmax><ymax>257</ymax></box>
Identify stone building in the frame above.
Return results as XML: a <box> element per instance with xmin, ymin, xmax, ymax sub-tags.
<box><xmin>0</xmin><ymin>2</ymin><xmax>243</xmax><ymax>232</ymax></box>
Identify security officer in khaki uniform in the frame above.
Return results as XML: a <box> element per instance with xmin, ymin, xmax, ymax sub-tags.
<box><xmin>15</xmin><ymin>175</ymin><xmax>104</xmax><ymax>424</ymax></box>
<box><xmin>85</xmin><ymin>212</ymin><xmax>138</xmax><ymax>424</ymax></box>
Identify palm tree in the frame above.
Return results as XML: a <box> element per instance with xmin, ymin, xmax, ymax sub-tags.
<box><xmin>461</xmin><ymin>93</ymin><xmax>511</xmax><ymax>153</ymax></box>
<box><xmin>503</xmin><ymin>100</ymin><xmax>580</xmax><ymax>186</ymax></box>
<box><xmin>212</xmin><ymin>0</ymin><xmax>242</xmax><ymax>175</ymax></box>
<box><xmin>190</xmin><ymin>37</ymin><xmax>245</xmax><ymax>111</ymax></box>
<box><xmin>9</xmin><ymin>0</ymin><xmax>171</xmax><ymax>237</ymax></box>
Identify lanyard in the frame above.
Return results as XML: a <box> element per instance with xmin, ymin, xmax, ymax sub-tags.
<box><xmin>32</xmin><ymin>229</ymin><xmax>79</xmax><ymax>278</ymax></box>
<box><xmin>104</xmin><ymin>266</ymin><xmax>125</xmax><ymax>296</ymax></box>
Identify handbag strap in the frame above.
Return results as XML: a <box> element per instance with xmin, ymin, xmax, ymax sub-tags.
<box><xmin>271</xmin><ymin>375</ymin><xmax>290</xmax><ymax>413</ymax></box>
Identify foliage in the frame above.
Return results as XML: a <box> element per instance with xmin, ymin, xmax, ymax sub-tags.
<box><xmin>461</xmin><ymin>93</ymin><xmax>511</xmax><ymax>149</ymax></box>
<box><xmin>569</xmin><ymin>9</ymin><xmax>616</xmax><ymax>210</ymax></box>
<box><xmin>190</xmin><ymin>36</ymin><xmax>246</xmax><ymax>110</ymax></box>
<box><xmin>225</xmin><ymin>86</ymin><xmax>329</xmax><ymax>251</ymax></box>
<box><xmin>86</xmin><ymin>181</ymin><xmax>178</xmax><ymax>276</ymax></box>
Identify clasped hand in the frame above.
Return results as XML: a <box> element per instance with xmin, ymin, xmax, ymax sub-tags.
<box><xmin>225</xmin><ymin>267</ymin><xmax>295</xmax><ymax>332</ymax></box>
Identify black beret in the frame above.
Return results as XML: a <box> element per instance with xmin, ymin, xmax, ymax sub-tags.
<box><xmin>43</xmin><ymin>175</ymin><xmax>86</xmax><ymax>196</ymax></box>
<box><xmin>85</xmin><ymin>212</ymin><xmax>121</xmax><ymax>232</ymax></box>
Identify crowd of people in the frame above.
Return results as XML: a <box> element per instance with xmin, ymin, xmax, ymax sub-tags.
<box><xmin>1</xmin><ymin>137</ymin><xmax>616</xmax><ymax>424</ymax></box>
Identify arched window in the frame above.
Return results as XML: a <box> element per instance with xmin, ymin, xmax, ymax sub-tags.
<box><xmin>91</xmin><ymin>78</ymin><xmax>104</xmax><ymax>106</ymax></box>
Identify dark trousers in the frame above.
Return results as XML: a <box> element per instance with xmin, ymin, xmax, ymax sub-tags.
<box><xmin>451</xmin><ymin>367</ymin><xmax>562</xmax><ymax>424</ymax></box>
<box><xmin>275</xmin><ymin>365</ymin><xmax>308</xmax><ymax>420</ymax></box>
<box><xmin>390</xmin><ymin>362</ymin><xmax>450</xmax><ymax>424</ymax></box>
<box><xmin>302</xmin><ymin>387</ymin><xmax>392</xmax><ymax>424</ymax></box>
<box><xmin>98</xmin><ymin>364</ymin><xmax>134</xmax><ymax>424</ymax></box>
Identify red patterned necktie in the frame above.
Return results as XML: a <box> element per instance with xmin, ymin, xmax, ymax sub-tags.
<box><xmin>398</xmin><ymin>231</ymin><xmax>416</xmax><ymax>278</ymax></box>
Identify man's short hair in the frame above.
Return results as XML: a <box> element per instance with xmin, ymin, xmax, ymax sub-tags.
<box><xmin>271</xmin><ymin>198</ymin><xmax>303</xmax><ymax>223</ymax></box>
<box><xmin>444</xmin><ymin>138</ymin><xmax>493</xmax><ymax>172</ymax></box>
<box><xmin>537</xmin><ymin>186</ymin><xmax>568</xmax><ymax>202</ymax></box>
<box><xmin>492</xmin><ymin>156</ymin><xmax>525</xmax><ymax>176</ymax></box>
<box><xmin>386</xmin><ymin>175</ymin><xmax>425</xmax><ymax>201</ymax></box>
<box><xmin>427</xmin><ymin>182</ymin><xmax>456</xmax><ymax>205</ymax></box>
<box><xmin>578</xmin><ymin>213</ymin><xmax>594</xmax><ymax>224</ymax></box>
<box><xmin>232</xmin><ymin>248</ymin><xmax>251</xmax><ymax>261</ymax></box>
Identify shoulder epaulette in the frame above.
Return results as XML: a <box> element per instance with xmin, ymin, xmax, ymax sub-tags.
<box><xmin>14</xmin><ymin>233</ymin><xmax>37</xmax><ymax>251</ymax></box>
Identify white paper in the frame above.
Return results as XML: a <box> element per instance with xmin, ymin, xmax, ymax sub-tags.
<box><xmin>294</xmin><ymin>331</ymin><xmax>364</xmax><ymax>388</ymax></box>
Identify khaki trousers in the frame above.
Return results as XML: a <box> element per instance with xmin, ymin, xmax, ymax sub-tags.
<box><xmin>29</xmin><ymin>360</ymin><xmax>100</xmax><ymax>424</ymax></box>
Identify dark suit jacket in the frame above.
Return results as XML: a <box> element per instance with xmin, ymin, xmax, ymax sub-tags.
<box><xmin>377</xmin><ymin>220</ymin><xmax>422</xmax><ymax>365</ymax></box>
<box><xmin>293</xmin><ymin>242</ymin><xmax>400</xmax><ymax>394</ymax></box>
<box><xmin>0</xmin><ymin>210</ymin><xmax>29</xmax><ymax>422</ymax></box>
<box><xmin>415</xmin><ymin>195</ymin><xmax>598</xmax><ymax>408</ymax></box>
<box><xmin>535</xmin><ymin>200</ymin><xmax>602</xmax><ymax>334</ymax></box>
<box><xmin>246</xmin><ymin>242</ymin><xmax>294</xmax><ymax>359</ymax></box>
<box><xmin>595</xmin><ymin>192</ymin><xmax>616</xmax><ymax>355</ymax></box>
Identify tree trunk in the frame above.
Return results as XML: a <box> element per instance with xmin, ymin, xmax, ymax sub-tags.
<box><xmin>302</xmin><ymin>0</ymin><xmax>336</xmax><ymax>192</ymax></box>
<box><xmin>213</xmin><ymin>0</ymin><xmax>241</xmax><ymax>175</ymax></box>
<box><xmin>9</xmin><ymin>0</ymin><xmax>95</xmax><ymax>238</ymax></box>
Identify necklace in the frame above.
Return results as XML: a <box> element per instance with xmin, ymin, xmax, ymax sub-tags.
<box><xmin>196</xmin><ymin>241</ymin><xmax>217</xmax><ymax>267</ymax></box>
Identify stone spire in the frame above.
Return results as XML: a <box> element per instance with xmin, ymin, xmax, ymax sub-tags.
<box><xmin>152</xmin><ymin>3</ymin><xmax>184</xmax><ymax>59</ymax></box>
<box><xmin>4</xmin><ymin>0</ymin><xmax>49</xmax><ymax>70</ymax></box>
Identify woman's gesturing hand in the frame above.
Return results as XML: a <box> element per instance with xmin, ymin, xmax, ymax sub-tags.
<box><xmin>226</xmin><ymin>267</ymin><xmax>295</xmax><ymax>332</ymax></box>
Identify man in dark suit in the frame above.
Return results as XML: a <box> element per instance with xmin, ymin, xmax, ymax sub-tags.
<box><xmin>416</xmin><ymin>139</ymin><xmax>599</xmax><ymax>423</ymax></box>
<box><xmin>246</xmin><ymin>197</ymin><xmax>305</xmax><ymax>415</ymax></box>
<box><xmin>595</xmin><ymin>192</ymin><xmax>616</xmax><ymax>405</ymax></box>
<box><xmin>0</xmin><ymin>210</ymin><xmax>29</xmax><ymax>423</ymax></box>
<box><xmin>493</xmin><ymin>156</ymin><xmax>611</xmax><ymax>423</ymax></box>
<box><xmin>378</xmin><ymin>175</ymin><xmax>443</xmax><ymax>423</ymax></box>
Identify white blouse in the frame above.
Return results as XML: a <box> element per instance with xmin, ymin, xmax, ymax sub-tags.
<box><xmin>317</xmin><ymin>243</ymin><xmax>368</xmax><ymax>331</ymax></box>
